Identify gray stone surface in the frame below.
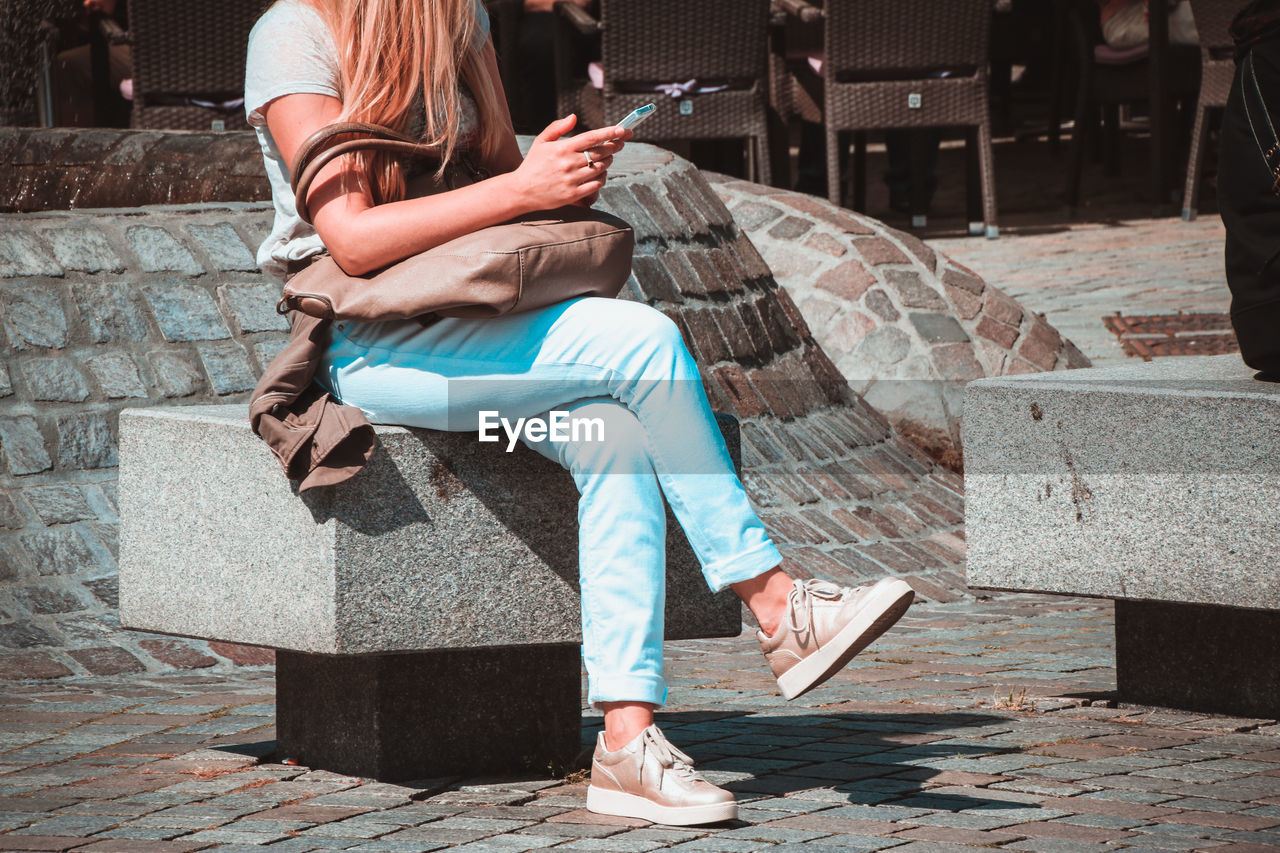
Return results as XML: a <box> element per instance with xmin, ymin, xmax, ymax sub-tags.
<box><xmin>38</xmin><ymin>225</ymin><xmax>123</xmax><ymax>273</ymax></box>
<box><xmin>118</xmin><ymin>405</ymin><xmax>741</xmax><ymax>654</ymax></box>
<box><xmin>188</xmin><ymin>224</ymin><xmax>258</xmax><ymax>271</ymax></box>
<box><xmin>1</xmin><ymin>285</ymin><xmax>68</xmax><ymax>349</ymax></box>
<box><xmin>1116</xmin><ymin>600</ymin><xmax>1280</xmax><ymax>718</ymax></box>
<box><xmin>965</xmin><ymin>354</ymin><xmax>1280</xmax><ymax>610</ymax></box>
<box><xmin>141</xmin><ymin>281</ymin><xmax>230</xmax><ymax>342</ymax></box>
<box><xmin>276</xmin><ymin>645</ymin><xmax>582</xmax><ymax>781</ymax></box>
<box><xmin>0</xmin><ymin>416</ymin><xmax>52</xmax><ymax>475</ymax></box>
<box><xmin>21</xmin><ymin>357</ymin><xmax>89</xmax><ymax>402</ymax></box>
<box><xmin>126</xmin><ymin>225</ymin><xmax>202</xmax><ymax>274</ymax></box>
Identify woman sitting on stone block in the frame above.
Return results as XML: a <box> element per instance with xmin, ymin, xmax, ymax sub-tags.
<box><xmin>243</xmin><ymin>0</ymin><xmax>914</xmax><ymax>825</ymax></box>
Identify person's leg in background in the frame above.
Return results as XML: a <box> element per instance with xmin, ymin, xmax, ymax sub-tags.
<box><xmin>1220</xmin><ymin>39</ymin><xmax>1280</xmax><ymax>377</ymax></box>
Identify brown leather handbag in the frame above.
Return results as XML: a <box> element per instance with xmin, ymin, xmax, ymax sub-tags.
<box><xmin>277</xmin><ymin>122</ymin><xmax>635</xmax><ymax>322</ymax></box>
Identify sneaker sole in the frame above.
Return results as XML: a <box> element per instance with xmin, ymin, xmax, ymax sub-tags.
<box><xmin>586</xmin><ymin>785</ymin><xmax>737</xmax><ymax>825</ymax></box>
<box><xmin>776</xmin><ymin>578</ymin><xmax>915</xmax><ymax>701</ymax></box>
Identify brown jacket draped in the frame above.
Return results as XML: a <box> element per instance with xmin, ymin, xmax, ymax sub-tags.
<box><xmin>248</xmin><ymin>309</ymin><xmax>376</xmax><ymax>492</ymax></box>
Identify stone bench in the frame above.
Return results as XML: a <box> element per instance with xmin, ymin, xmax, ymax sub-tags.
<box><xmin>118</xmin><ymin>405</ymin><xmax>741</xmax><ymax>781</ymax></box>
<box><xmin>964</xmin><ymin>355</ymin><xmax>1280</xmax><ymax>718</ymax></box>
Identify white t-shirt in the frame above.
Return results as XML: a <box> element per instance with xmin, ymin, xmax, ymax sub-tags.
<box><xmin>244</xmin><ymin>0</ymin><xmax>490</xmax><ymax>279</ymax></box>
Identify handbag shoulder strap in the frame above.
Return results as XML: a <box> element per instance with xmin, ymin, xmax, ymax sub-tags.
<box><xmin>289</xmin><ymin>121</ymin><xmax>443</xmax><ymax>224</ymax></box>
<box><xmin>1242</xmin><ymin>51</ymin><xmax>1280</xmax><ymax>196</ymax></box>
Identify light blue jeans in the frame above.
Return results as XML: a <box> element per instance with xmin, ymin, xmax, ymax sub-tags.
<box><xmin>317</xmin><ymin>297</ymin><xmax>782</xmax><ymax>707</ymax></box>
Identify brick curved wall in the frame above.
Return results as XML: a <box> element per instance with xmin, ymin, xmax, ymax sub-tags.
<box><xmin>0</xmin><ymin>139</ymin><xmax>968</xmax><ymax>681</ymax></box>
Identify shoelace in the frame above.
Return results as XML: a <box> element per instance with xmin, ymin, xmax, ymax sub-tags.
<box><xmin>783</xmin><ymin>578</ymin><xmax>854</xmax><ymax>635</ymax></box>
<box><xmin>641</xmin><ymin>726</ymin><xmax>699</xmax><ymax>783</ymax></box>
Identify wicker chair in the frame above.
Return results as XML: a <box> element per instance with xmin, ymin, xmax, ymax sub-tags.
<box><xmin>1063</xmin><ymin>0</ymin><xmax>1201</xmax><ymax>211</ymax></box>
<box><xmin>776</xmin><ymin>0</ymin><xmax>998</xmax><ymax>237</ymax></box>
<box><xmin>129</xmin><ymin>0</ymin><xmax>269</xmax><ymax>131</ymax></box>
<box><xmin>1181</xmin><ymin>0</ymin><xmax>1239</xmax><ymax>220</ymax></box>
<box><xmin>553</xmin><ymin>0</ymin><xmax>774</xmax><ymax>185</ymax></box>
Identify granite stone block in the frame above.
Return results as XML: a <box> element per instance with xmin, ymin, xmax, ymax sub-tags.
<box><xmin>217</xmin><ymin>282</ymin><xmax>290</xmax><ymax>334</ymax></box>
<box><xmin>75</xmin><ymin>283</ymin><xmax>152</xmax><ymax>344</ymax></box>
<box><xmin>126</xmin><ymin>226</ymin><xmax>202</xmax><ymax>274</ymax></box>
<box><xmin>86</xmin><ymin>352</ymin><xmax>147</xmax><ymax>399</ymax></box>
<box><xmin>141</xmin><ymin>282</ymin><xmax>230</xmax><ymax>342</ymax></box>
<box><xmin>908</xmin><ymin>312</ymin><xmax>970</xmax><ymax>344</ymax></box>
<box><xmin>275</xmin><ymin>646</ymin><xmax>582</xmax><ymax>781</ymax></box>
<box><xmin>188</xmin><ymin>224</ymin><xmax>258</xmax><ymax>271</ymax></box>
<box><xmin>21</xmin><ymin>357</ymin><xmax>89</xmax><ymax>402</ymax></box>
<box><xmin>965</xmin><ymin>355</ymin><xmax>1280</xmax><ymax>610</ymax></box>
<box><xmin>12</xmin><ymin>584</ymin><xmax>87</xmax><ymax>615</ymax></box>
<box><xmin>0</xmin><ymin>416</ymin><xmax>53</xmax><ymax>475</ymax></box>
<box><xmin>20</xmin><ymin>527</ymin><xmax>101</xmax><ymax>576</ymax></box>
<box><xmin>56</xmin><ymin>413</ymin><xmax>118</xmax><ymax>470</ymax></box>
<box><xmin>195</xmin><ymin>342</ymin><xmax>257</xmax><ymax>395</ymax></box>
<box><xmin>38</xmin><ymin>226</ymin><xmax>124</xmax><ymax>273</ymax></box>
<box><xmin>148</xmin><ymin>350</ymin><xmax>204</xmax><ymax>397</ymax></box>
<box><xmin>0</xmin><ymin>232</ymin><xmax>62</xmax><ymax>278</ymax></box>
<box><xmin>0</xmin><ymin>492</ymin><xmax>26</xmax><ymax>529</ymax></box>
<box><xmin>0</xmin><ymin>286</ymin><xmax>68</xmax><ymax>350</ymax></box>
<box><xmin>22</xmin><ymin>485</ymin><xmax>95</xmax><ymax>525</ymax></box>
<box><xmin>118</xmin><ymin>405</ymin><xmax>741</xmax><ymax>653</ymax></box>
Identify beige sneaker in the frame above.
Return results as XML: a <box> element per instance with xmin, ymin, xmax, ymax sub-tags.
<box><xmin>585</xmin><ymin>724</ymin><xmax>737</xmax><ymax>825</ymax></box>
<box><xmin>759</xmin><ymin>577</ymin><xmax>914</xmax><ymax>700</ymax></box>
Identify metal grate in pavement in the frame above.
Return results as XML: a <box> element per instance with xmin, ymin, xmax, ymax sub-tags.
<box><xmin>1103</xmin><ymin>312</ymin><xmax>1240</xmax><ymax>359</ymax></box>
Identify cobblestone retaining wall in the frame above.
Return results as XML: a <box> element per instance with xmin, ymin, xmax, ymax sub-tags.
<box><xmin>711</xmin><ymin>176</ymin><xmax>1091</xmax><ymax>469</ymax></box>
<box><xmin>0</xmin><ymin>142</ymin><xmax>970</xmax><ymax>681</ymax></box>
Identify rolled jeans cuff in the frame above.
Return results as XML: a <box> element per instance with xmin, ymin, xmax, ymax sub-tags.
<box><xmin>588</xmin><ymin>673</ymin><xmax>668</xmax><ymax>708</ymax></box>
<box><xmin>702</xmin><ymin>540</ymin><xmax>784</xmax><ymax>593</ymax></box>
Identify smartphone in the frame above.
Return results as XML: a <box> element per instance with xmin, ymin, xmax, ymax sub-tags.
<box><xmin>615</xmin><ymin>103</ymin><xmax>656</xmax><ymax>132</ymax></box>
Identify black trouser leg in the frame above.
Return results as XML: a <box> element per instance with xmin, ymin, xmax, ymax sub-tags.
<box><xmin>1220</xmin><ymin>41</ymin><xmax>1280</xmax><ymax>376</ymax></box>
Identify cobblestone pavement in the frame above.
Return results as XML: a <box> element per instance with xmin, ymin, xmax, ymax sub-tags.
<box><xmin>932</xmin><ymin>217</ymin><xmax>1230</xmax><ymax>367</ymax></box>
<box><xmin>0</xmin><ymin>597</ymin><xmax>1275</xmax><ymax>852</ymax></box>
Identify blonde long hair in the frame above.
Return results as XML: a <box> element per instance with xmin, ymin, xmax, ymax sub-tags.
<box><xmin>300</xmin><ymin>0</ymin><xmax>507</xmax><ymax>203</ymax></box>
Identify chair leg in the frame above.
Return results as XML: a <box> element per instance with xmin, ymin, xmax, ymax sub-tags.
<box><xmin>978</xmin><ymin>119</ymin><xmax>999</xmax><ymax>238</ymax></box>
<box><xmin>766</xmin><ymin>108</ymin><xmax>791</xmax><ymax>189</ymax></box>
<box><xmin>966</xmin><ymin>126</ymin><xmax>982</xmax><ymax>233</ymax></box>
<box><xmin>1103</xmin><ymin>103</ymin><xmax>1121</xmax><ymax>176</ymax></box>
<box><xmin>909</xmin><ymin>131</ymin><xmax>929</xmax><ymax>228</ymax></box>
<box><xmin>1181</xmin><ymin>98</ymin><xmax>1210</xmax><ymax>221</ymax></box>
<box><xmin>826</xmin><ymin>124</ymin><xmax>842</xmax><ymax>207</ymax></box>
<box><xmin>852</xmin><ymin>131</ymin><xmax>867</xmax><ymax>212</ymax></box>
<box><xmin>754</xmin><ymin>131</ymin><xmax>772</xmax><ymax>188</ymax></box>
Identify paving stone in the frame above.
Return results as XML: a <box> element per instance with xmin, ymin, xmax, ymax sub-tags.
<box><xmin>194</xmin><ymin>341</ymin><xmax>257</xmax><ymax>395</ymax></box>
<box><xmin>136</xmin><ymin>640</ymin><xmax>217</xmax><ymax>670</ymax></box>
<box><xmin>1</xmin><ymin>286</ymin><xmax>68</xmax><ymax>349</ymax></box>
<box><xmin>0</xmin><ymin>416</ymin><xmax>53</xmax><ymax>475</ymax></box>
<box><xmin>217</xmin><ymin>281</ymin><xmax>289</xmax><ymax>333</ymax></box>
<box><xmin>187</xmin><ymin>224</ymin><xmax>259</xmax><ymax>271</ymax></box>
<box><xmin>66</xmin><ymin>647</ymin><xmax>145</xmax><ymax>676</ymax></box>
<box><xmin>55</xmin><ymin>413</ymin><xmax>117</xmax><ymax>469</ymax></box>
<box><xmin>126</xmin><ymin>227</ymin><xmax>202</xmax><ymax>274</ymax></box>
<box><xmin>906</xmin><ymin>313</ymin><xmax>969</xmax><ymax>344</ymax></box>
<box><xmin>21</xmin><ymin>485</ymin><xmax>94</xmax><ymax>525</ymax></box>
<box><xmin>0</xmin><ymin>361</ymin><xmax>11</xmax><ymax>398</ymax></box>
<box><xmin>140</xmin><ymin>281</ymin><xmax>230</xmax><ymax>342</ymax></box>
<box><xmin>21</xmin><ymin>357</ymin><xmax>89</xmax><ymax>402</ymax></box>
<box><xmin>0</xmin><ymin>622</ymin><xmax>60</xmax><ymax>649</ymax></box>
<box><xmin>85</xmin><ymin>352</ymin><xmax>147</xmax><ymax>399</ymax></box>
<box><xmin>858</xmin><ymin>327</ymin><xmax>912</xmax><ymax>365</ymax></box>
<box><xmin>147</xmin><ymin>351</ymin><xmax>204</xmax><ymax>398</ymax></box>
<box><xmin>0</xmin><ymin>232</ymin><xmax>63</xmax><ymax>278</ymax></box>
<box><xmin>38</xmin><ymin>226</ymin><xmax>124</xmax><ymax>274</ymax></box>
<box><xmin>74</xmin><ymin>283</ymin><xmax>152</xmax><ymax>345</ymax></box>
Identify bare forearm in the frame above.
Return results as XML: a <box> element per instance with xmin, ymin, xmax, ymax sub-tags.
<box><xmin>325</xmin><ymin>171</ymin><xmax>530</xmax><ymax>275</ymax></box>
